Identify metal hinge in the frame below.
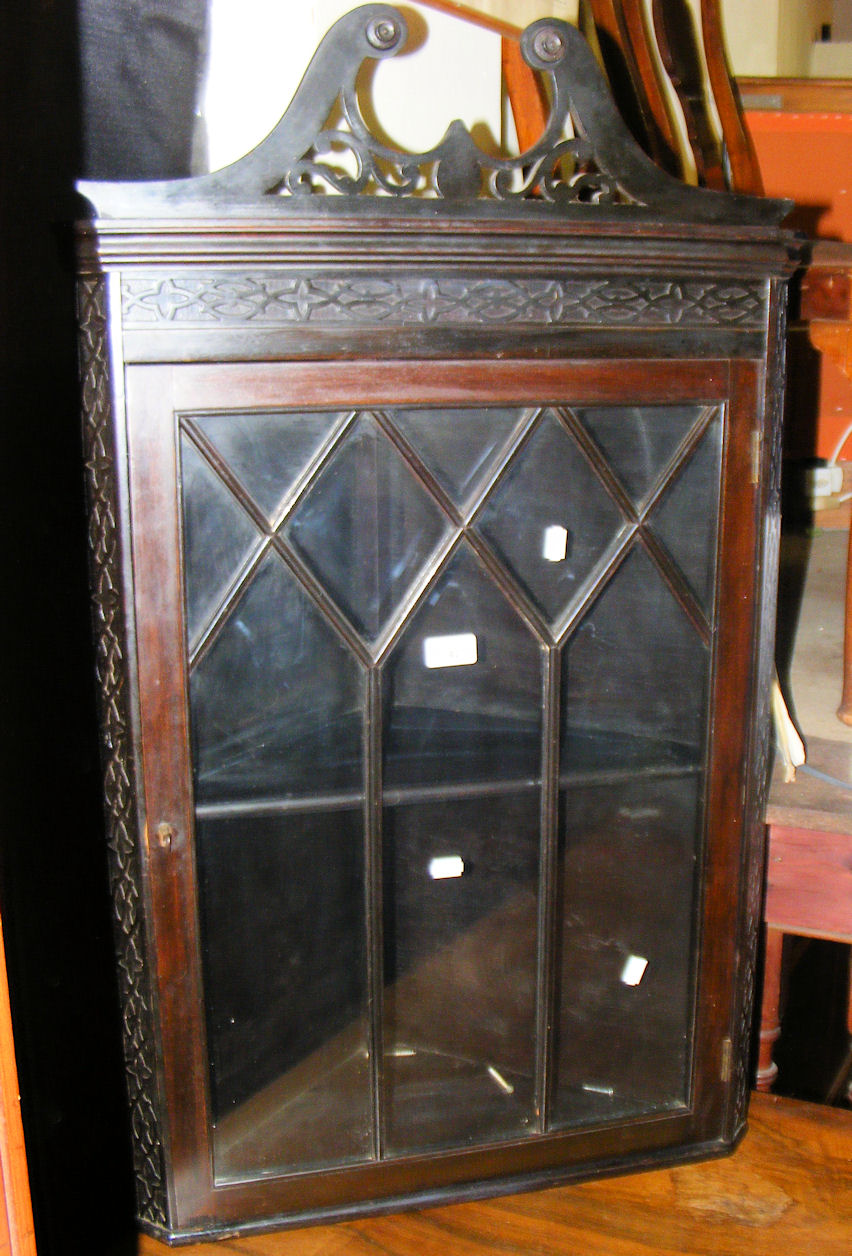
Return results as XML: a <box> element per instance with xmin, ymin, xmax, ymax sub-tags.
<box><xmin>750</xmin><ymin>430</ymin><xmax>762</xmax><ymax>484</ymax></box>
<box><xmin>720</xmin><ymin>1036</ymin><xmax>734</xmax><ymax>1083</ymax></box>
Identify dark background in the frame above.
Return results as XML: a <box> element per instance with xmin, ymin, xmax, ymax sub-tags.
<box><xmin>0</xmin><ymin>4</ymin><xmax>205</xmax><ymax>1252</ymax></box>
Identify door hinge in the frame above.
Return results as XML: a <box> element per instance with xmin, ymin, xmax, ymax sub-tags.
<box><xmin>750</xmin><ymin>430</ymin><xmax>762</xmax><ymax>484</ymax></box>
<box><xmin>720</xmin><ymin>1036</ymin><xmax>734</xmax><ymax>1083</ymax></box>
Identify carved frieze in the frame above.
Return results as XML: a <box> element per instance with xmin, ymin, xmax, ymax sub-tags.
<box><xmin>121</xmin><ymin>273</ymin><xmax>766</xmax><ymax>330</ymax></box>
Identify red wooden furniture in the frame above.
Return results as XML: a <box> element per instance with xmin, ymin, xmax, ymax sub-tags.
<box><xmin>427</xmin><ymin>1</ymin><xmax>764</xmax><ymax>197</ymax></box>
<box><xmin>757</xmin><ymin>741</ymin><xmax>852</xmax><ymax>1095</ymax></box>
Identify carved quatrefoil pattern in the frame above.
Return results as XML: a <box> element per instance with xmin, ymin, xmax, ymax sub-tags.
<box><xmin>122</xmin><ymin>274</ymin><xmax>766</xmax><ymax>330</ymax></box>
<box><xmin>180</xmin><ymin>402</ymin><xmax>722</xmax><ymax>671</ymax></box>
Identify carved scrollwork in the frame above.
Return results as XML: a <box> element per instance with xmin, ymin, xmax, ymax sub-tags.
<box><xmin>264</xmin><ymin>12</ymin><xmax>650</xmax><ymax>208</ymax></box>
<box><xmin>77</xmin><ymin>277</ymin><xmax>168</xmax><ymax>1229</ymax></box>
<box><xmin>279</xmin><ymin>113</ymin><xmax>619</xmax><ymax>206</ymax></box>
<box><xmin>78</xmin><ymin>4</ymin><xmax>789</xmax><ymax>226</ymax></box>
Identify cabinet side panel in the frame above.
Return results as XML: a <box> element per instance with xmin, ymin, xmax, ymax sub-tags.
<box><xmin>77</xmin><ymin>276</ymin><xmax>169</xmax><ymax>1229</ymax></box>
<box><xmin>729</xmin><ymin>281</ymin><xmax>789</xmax><ymax>1138</ymax></box>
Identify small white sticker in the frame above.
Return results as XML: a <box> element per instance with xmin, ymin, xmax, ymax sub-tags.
<box><xmin>621</xmin><ymin>955</ymin><xmax>649</xmax><ymax>986</ymax></box>
<box><xmin>423</xmin><ymin>632</ymin><xmax>477</xmax><ymax>669</ymax></box>
<box><xmin>618</xmin><ymin>806</ymin><xmax>661</xmax><ymax>821</ymax></box>
<box><xmin>428</xmin><ymin>855</ymin><xmax>465</xmax><ymax>880</ymax></box>
<box><xmin>542</xmin><ymin>524</ymin><xmax>569</xmax><ymax>562</ymax></box>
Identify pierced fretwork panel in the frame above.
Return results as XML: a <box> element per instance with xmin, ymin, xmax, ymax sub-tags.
<box><xmin>179</xmin><ymin>400</ymin><xmax>722</xmax><ymax>1183</ymax></box>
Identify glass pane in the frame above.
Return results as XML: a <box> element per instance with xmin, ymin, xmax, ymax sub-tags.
<box><xmin>287</xmin><ymin>413</ymin><xmax>450</xmax><ymax>641</ymax></box>
<box><xmin>572</xmin><ymin>405</ymin><xmax>702</xmax><ymax>507</ymax></box>
<box><xmin>190</xmin><ymin>552</ymin><xmax>364</xmax><ymax>804</ymax></box>
<box><xmin>383</xmin><ymin>544</ymin><xmax>543</xmax><ymax>791</ymax></box>
<box><xmin>194</xmin><ymin>408</ymin><xmax>345</xmax><ymax>522</ymax></box>
<box><xmin>389</xmin><ymin>407</ymin><xmax>526</xmax><ymax>506</ymax></box>
<box><xmin>180</xmin><ymin>433</ymin><xmax>260</xmax><ymax>646</ymax></box>
<box><xmin>552</xmin><ymin>773</ymin><xmax>702</xmax><ymax>1128</ymax></box>
<box><xmin>561</xmin><ymin>546</ymin><xmax>710</xmax><ymax>778</ymax></box>
<box><xmin>197</xmin><ymin>810</ymin><xmax>371</xmax><ymax>1180</ymax></box>
<box><xmin>476</xmin><ymin>410</ymin><xmax>626</xmax><ymax>625</ymax></box>
<box><xmin>382</xmin><ymin>792</ymin><xmax>539</xmax><ymax>1154</ymax></box>
<box><xmin>649</xmin><ymin>411</ymin><xmax>723</xmax><ymax>615</ymax></box>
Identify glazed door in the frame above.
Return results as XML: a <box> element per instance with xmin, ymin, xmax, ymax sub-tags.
<box><xmin>125</xmin><ymin>359</ymin><xmax>757</xmax><ymax>1226</ymax></box>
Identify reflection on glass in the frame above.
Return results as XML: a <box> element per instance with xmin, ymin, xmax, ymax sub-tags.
<box><xmin>197</xmin><ymin>811</ymin><xmax>370</xmax><ymax>1180</ymax></box>
<box><xmin>649</xmin><ymin>411</ymin><xmax>723</xmax><ymax>615</ymax></box>
<box><xmin>561</xmin><ymin>545</ymin><xmax>710</xmax><ymax>777</ymax></box>
<box><xmin>195</xmin><ymin>408</ymin><xmax>346</xmax><ymax>522</ymax></box>
<box><xmin>572</xmin><ymin>405</ymin><xmax>703</xmax><ymax>507</ymax></box>
<box><xmin>476</xmin><ymin>409</ymin><xmax>626</xmax><ymax>625</ymax></box>
<box><xmin>384</xmin><ymin>543</ymin><xmax>543</xmax><ymax>790</ymax></box>
<box><xmin>180</xmin><ymin>400</ymin><xmax>722</xmax><ymax>1181</ymax></box>
<box><xmin>180</xmin><ymin>432</ymin><xmax>259</xmax><ymax>647</ymax></box>
<box><xmin>287</xmin><ymin>414</ymin><xmax>449</xmax><ymax>641</ymax></box>
<box><xmin>190</xmin><ymin>552</ymin><xmax>364</xmax><ymax>804</ymax></box>
<box><xmin>552</xmin><ymin>775</ymin><xmax>701</xmax><ymax>1127</ymax></box>
<box><xmin>383</xmin><ymin>794</ymin><xmax>539</xmax><ymax>1154</ymax></box>
<box><xmin>389</xmin><ymin>407</ymin><xmax>526</xmax><ymax>507</ymax></box>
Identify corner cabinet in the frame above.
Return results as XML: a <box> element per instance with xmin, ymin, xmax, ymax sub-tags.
<box><xmin>76</xmin><ymin>6</ymin><xmax>797</xmax><ymax>1242</ymax></box>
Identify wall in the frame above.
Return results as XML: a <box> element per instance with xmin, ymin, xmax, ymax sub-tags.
<box><xmin>717</xmin><ymin>0</ymin><xmax>831</xmax><ymax>76</ymax></box>
<box><xmin>833</xmin><ymin>0</ymin><xmax>852</xmax><ymax>40</ymax></box>
<box><xmin>202</xmin><ymin>0</ymin><xmax>509</xmax><ymax>171</ymax></box>
<box><xmin>810</xmin><ymin>40</ymin><xmax>852</xmax><ymax>74</ymax></box>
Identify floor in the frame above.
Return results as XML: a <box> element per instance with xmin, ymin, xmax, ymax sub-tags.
<box><xmin>135</xmin><ymin>1093</ymin><xmax>852</xmax><ymax>1256</ymax></box>
<box><xmin>777</xmin><ymin>526</ymin><xmax>852</xmax><ymax>748</ymax></box>
<box><xmin>771</xmin><ymin>524</ymin><xmax>852</xmax><ymax>1105</ymax></box>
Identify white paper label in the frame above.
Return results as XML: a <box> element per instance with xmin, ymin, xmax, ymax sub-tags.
<box><xmin>620</xmin><ymin>955</ymin><xmax>649</xmax><ymax>986</ymax></box>
<box><xmin>423</xmin><ymin>632</ymin><xmax>477</xmax><ymax>669</ymax></box>
<box><xmin>428</xmin><ymin>855</ymin><xmax>465</xmax><ymax>880</ymax></box>
<box><xmin>542</xmin><ymin>524</ymin><xmax>569</xmax><ymax>562</ymax></box>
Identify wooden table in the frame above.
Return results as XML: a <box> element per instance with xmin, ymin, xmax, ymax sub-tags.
<box><xmin>137</xmin><ymin>1092</ymin><xmax>851</xmax><ymax>1256</ymax></box>
<box><xmin>758</xmin><ymin>738</ymin><xmax>852</xmax><ymax>1092</ymax></box>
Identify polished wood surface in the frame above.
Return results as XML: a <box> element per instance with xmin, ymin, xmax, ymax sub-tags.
<box><xmin>500</xmin><ymin>36</ymin><xmax>548</xmax><ymax>151</ymax></box>
<box><xmin>800</xmin><ymin>242</ymin><xmax>852</xmax><ymax>324</ymax></box>
<box><xmin>136</xmin><ymin>1093</ymin><xmax>851</xmax><ymax>1256</ymax></box>
<box><xmin>695</xmin><ymin>0</ymin><xmax>762</xmax><ymax>194</ymax></box>
<box><xmin>739</xmin><ymin>77</ymin><xmax>852</xmax><ymax>115</ymax></box>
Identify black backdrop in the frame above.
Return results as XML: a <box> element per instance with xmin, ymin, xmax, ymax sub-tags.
<box><xmin>0</xmin><ymin>4</ymin><xmax>206</xmax><ymax>1251</ymax></box>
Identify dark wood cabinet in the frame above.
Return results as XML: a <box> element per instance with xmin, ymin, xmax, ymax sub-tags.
<box><xmin>76</xmin><ymin>7</ymin><xmax>796</xmax><ymax>1243</ymax></box>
